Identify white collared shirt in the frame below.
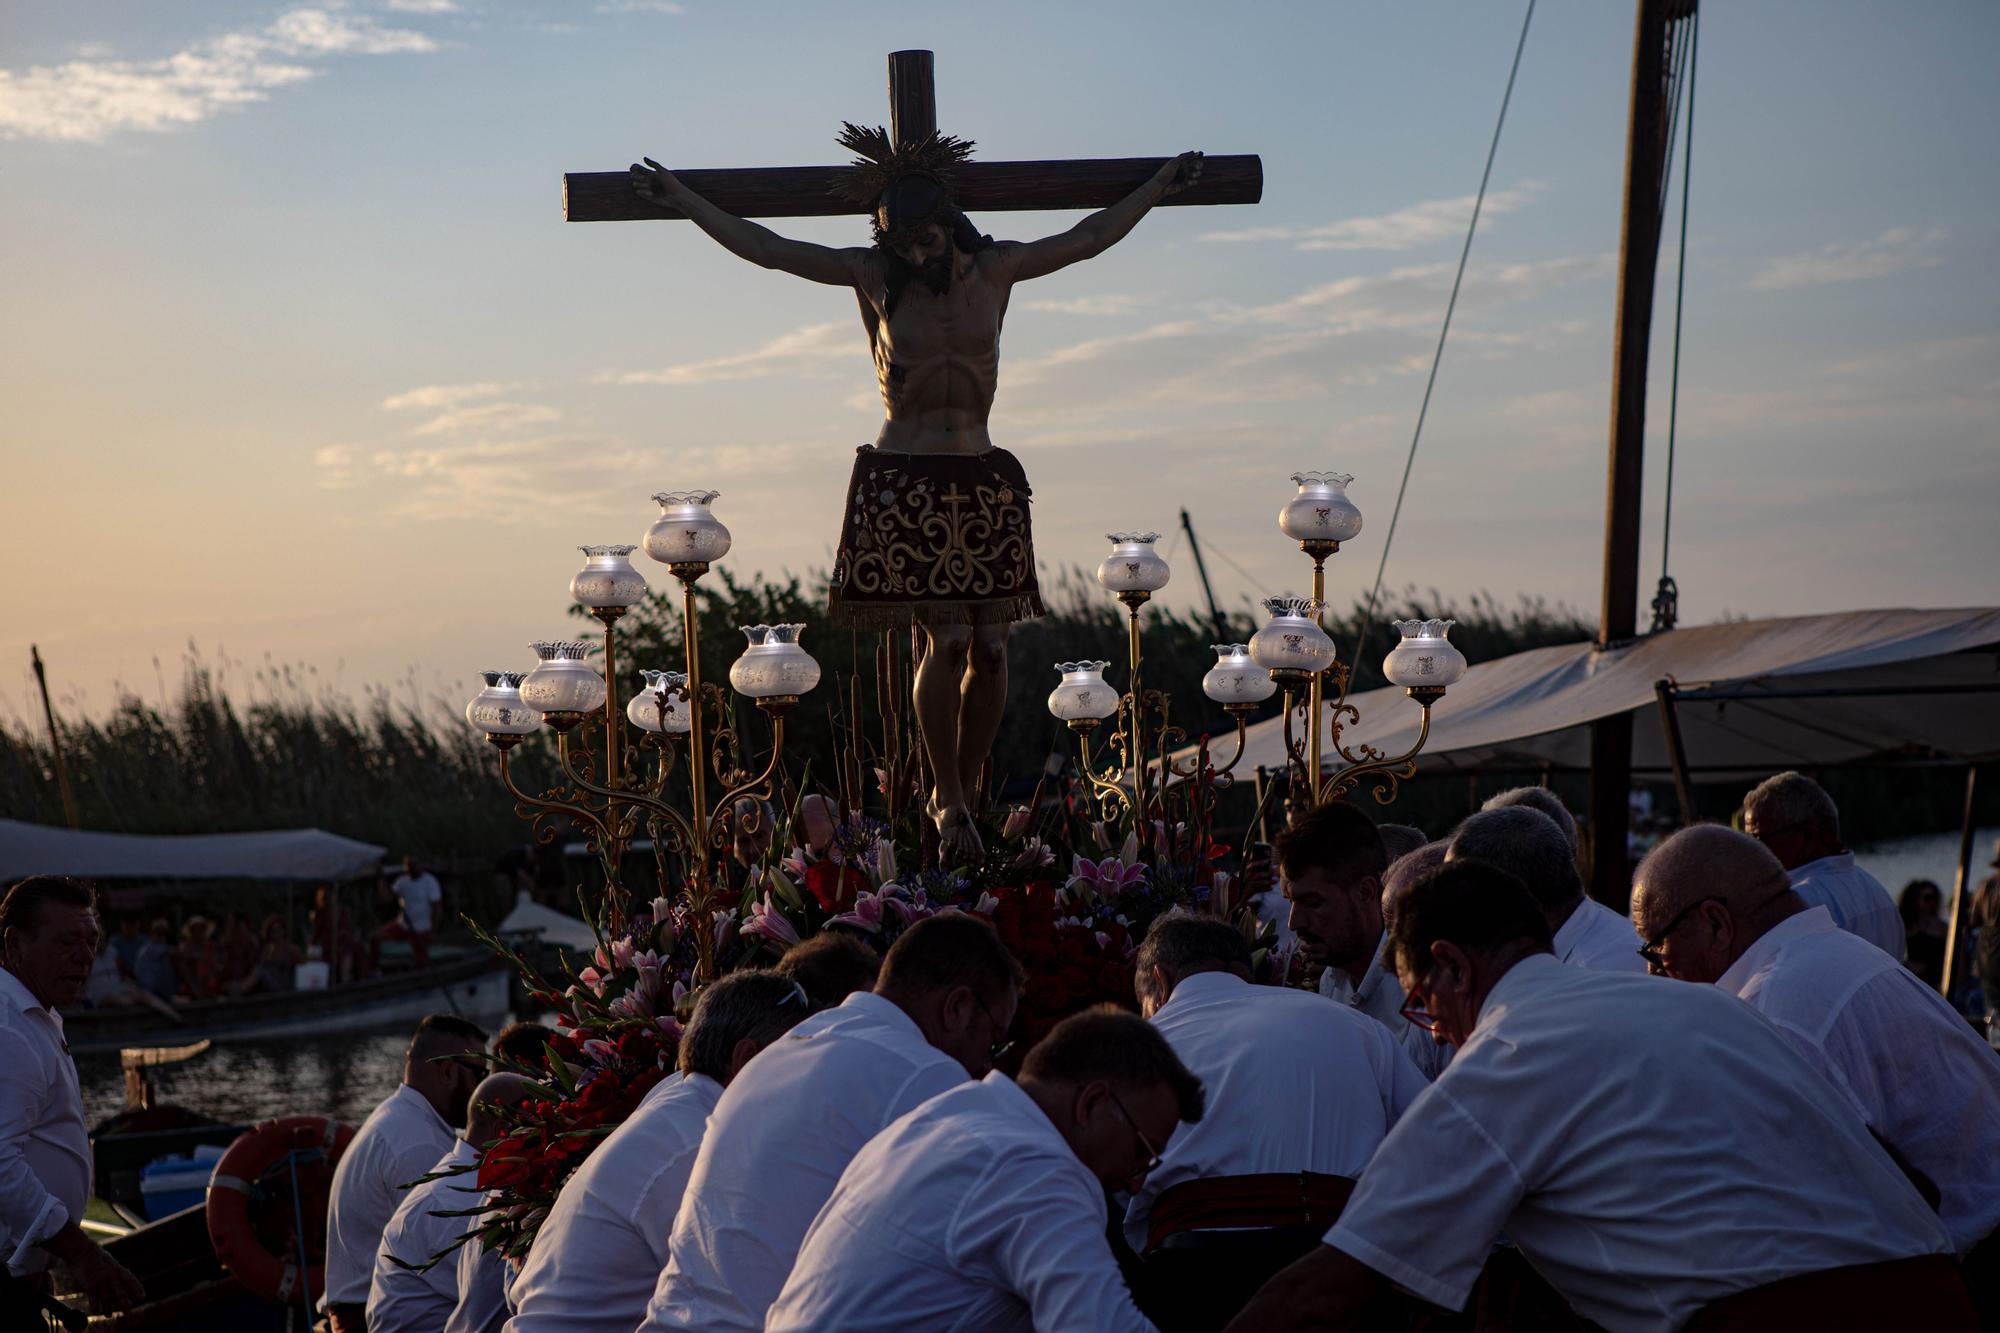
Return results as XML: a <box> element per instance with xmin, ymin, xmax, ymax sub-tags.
<box><xmin>1317</xmin><ymin>938</ymin><xmax>1452</xmax><ymax>1080</ymax></box>
<box><xmin>1718</xmin><ymin>906</ymin><xmax>2000</xmax><ymax>1253</ymax></box>
<box><xmin>1788</xmin><ymin>852</ymin><xmax>1904</xmax><ymax>958</ymax></box>
<box><xmin>505</xmin><ymin>1072</ymin><xmax>722</xmax><ymax>1333</ymax></box>
<box><xmin>0</xmin><ymin>967</ymin><xmax>88</xmax><ymax>1276</ymax></box>
<box><xmin>640</xmin><ymin>991</ymin><xmax>966</xmax><ymax>1332</ymax></box>
<box><xmin>445</xmin><ymin>1195</ymin><xmax>511</xmax><ymax>1333</ymax></box>
<box><xmin>368</xmin><ymin>1139</ymin><xmax>482</xmax><ymax>1333</ymax></box>
<box><xmin>1553</xmin><ymin>897</ymin><xmax>1647</xmax><ymax>973</ymax></box>
<box><xmin>1128</xmin><ymin>971</ymin><xmax>1424</xmax><ymax>1251</ymax></box>
<box><xmin>767</xmin><ymin>1072</ymin><xmax>1149</xmax><ymax>1332</ymax></box>
<box><xmin>1324</xmin><ymin>954</ymin><xmax>1951</xmax><ymax>1333</ymax></box>
<box><xmin>326</xmin><ymin>1083</ymin><xmax>458</xmax><ymax>1306</ymax></box>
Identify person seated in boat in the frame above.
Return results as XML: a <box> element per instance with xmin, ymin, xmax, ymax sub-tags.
<box><xmin>1227</xmin><ymin>859</ymin><xmax>1972</xmax><ymax>1333</ymax></box>
<box><xmin>133</xmin><ymin>918</ymin><xmax>177</xmax><ymax>999</ymax></box>
<box><xmin>109</xmin><ymin>914</ymin><xmax>144</xmax><ymax>981</ymax></box>
<box><xmin>83</xmin><ymin>934</ymin><xmax>141</xmax><ymax>1008</ymax></box>
<box><xmin>374</xmin><ymin>856</ymin><xmax>445</xmax><ymax>973</ymax></box>
<box><xmin>324</xmin><ymin>1013</ymin><xmax>488</xmax><ymax>1333</ymax></box>
<box><xmin>1899</xmin><ymin>878</ymin><xmax>1949</xmax><ymax>987</ymax></box>
<box><xmin>310</xmin><ymin>884</ymin><xmax>365</xmax><ymax>984</ymax></box>
<box><xmin>216</xmin><ymin>913</ymin><xmax>258</xmax><ymax>994</ymax></box>
<box><xmin>1633</xmin><ymin>826</ymin><xmax>2000</xmax><ymax>1320</ymax></box>
<box><xmin>368</xmin><ymin>1070</ymin><xmax>537</xmax><ymax>1333</ymax></box>
<box><xmin>1125</xmin><ymin>914</ymin><xmax>1425</xmax><ymax>1333</ymax></box>
<box><xmin>766</xmin><ymin>1008</ymin><xmax>1204</xmax><ymax>1332</ymax></box>
<box><xmin>173</xmin><ymin>916</ymin><xmax>220</xmax><ymax>999</ymax></box>
<box><xmin>228</xmin><ymin>915</ymin><xmax>303</xmax><ymax>996</ymax></box>
<box><xmin>1446</xmin><ymin>806</ymin><xmax>1645</xmax><ymax>973</ymax></box>
<box><xmin>506</xmin><ymin>970</ymin><xmax>816</xmax><ymax>1333</ymax></box>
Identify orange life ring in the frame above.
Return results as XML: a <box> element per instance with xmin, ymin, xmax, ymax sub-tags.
<box><xmin>205</xmin><ymin>1114</ymin><xmax>356</xmax><ymax>1306</ymax></box>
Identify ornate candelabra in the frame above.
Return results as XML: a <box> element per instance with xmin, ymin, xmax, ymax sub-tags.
<box><xmin>1049</xmin><ymin>471</ymin><xmax>1469</xmax><ymax>824</ymax></box>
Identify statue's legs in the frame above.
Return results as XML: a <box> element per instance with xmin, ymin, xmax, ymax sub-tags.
<box><xmin>956</xmin><ymin>623</ymin><xmax>1010</xmax><ymax>804</ymax></box>
<box><xmin>913</xmin><ymin>622</ymin><xmax>981</xmax><ymax>860</ymax></box>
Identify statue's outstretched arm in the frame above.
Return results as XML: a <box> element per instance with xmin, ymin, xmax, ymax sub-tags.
<box><xmin>1000</xmin><ymin>151</ymin><xmax>1204</xmax><ymax>283</ymax></box>
<box><xmin>631</xmin><ymin>157</ymin><xmax>870</xmax><ymax>287</ymax></box>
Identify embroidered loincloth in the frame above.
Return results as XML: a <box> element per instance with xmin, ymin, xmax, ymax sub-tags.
<box><xmin>829</xmin><ymin>445</ymin><xmax>1045</xmax><ymax>630</ymax></box>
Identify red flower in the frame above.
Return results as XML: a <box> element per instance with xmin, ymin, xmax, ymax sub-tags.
<box><xmin>804</xmin><ymin>860</ymin><xmax>870</xmax><ymax>910</ymax></box>
<box><xmin>477</xmin><ymin>1149</ymin><xmax>531</xmax><ymax>1191</ymax></box>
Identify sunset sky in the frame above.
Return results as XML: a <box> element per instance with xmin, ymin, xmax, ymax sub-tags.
<box><xmin>3</xmin><ymin>0</ymin><xmax>1995</xmax><ymax>726</ymax></box>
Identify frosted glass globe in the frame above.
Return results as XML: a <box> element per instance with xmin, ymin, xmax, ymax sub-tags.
<box><xmin>642</xmin><ymin>490</ymin><xmax>732</xmax><ymax>567</ymax></box>
<box><xmin>1248</xmin><ymin>598</ymin><xmax>1338</xmax><ymax>677</ymax></box>
<box><xmin>1201</xmin><ymin>644</ymin><xmax>1277</xmax><ymax>705</ymax></box>
<box><xmin>1382</xmin><ymin>618</ymin><xmax>1468</xmax><ymax>690</ymax></box>
<box><xmin>1047</xmin><ymin>661</ymin><xmax>1120</xmax><ymax>722</ymax></box>
<box><xmin>465</xmin><ymin>671</ymin><xmax>539</xmax><ymax>736</ymax></box>
<box><xmin>627</xmin><ymin>670</ymin><xmax>692</xmax><ymax>734</ymax></box>
<box><xmin>571</xmin><ymin>544</ymin><xmax>648</xmax><ymax>610</ymax></box>
<box><xmin>1278</xmin><ymin>472</ymin><xmax>1364</xmax><ymax>546</ymax></box>
<box><xmin>519</xmin><ymin>641</ymin><xmax>607</xmax><ymax>715</ymax></box>
<box><xmin>1095</xmin><ymin>532</ymin><xmax>1171</xmax><ymax>595</ymax></box>
<box><xmin>728</xmin><ymin>624</ymin><xmax>822</xmax><ymax>699</ymax></box>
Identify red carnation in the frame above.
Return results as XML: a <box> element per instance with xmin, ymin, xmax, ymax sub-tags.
<box><xmin>804</xmin><ymin>860</ymin><xmax>870</xmax><ymax>910</ymax></box>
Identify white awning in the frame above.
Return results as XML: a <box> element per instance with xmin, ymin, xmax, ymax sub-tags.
<box><xmin>497</xmin><ymin>889</ymin><xmax>598</xmax><ymax>953</ymax></box>
<box><xmin>0</xmin><ymin>820</ymin><xmax>387</xmax><ymax>883</ymax></box>
<box><xmin>1178</xmin><ymin>607</ymin><xmax>2000</xmax><ymax>781</ymax></box>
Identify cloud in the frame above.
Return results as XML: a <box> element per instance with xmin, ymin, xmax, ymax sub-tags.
<box><xmin>382</xmin><ymin>0</ymin><xmax>459</xmax><ymax>11</ymax></box>
<box><xmin>1749</xmin><ymin>227</ymin><xmax>1945</xmax><ymax>291</ymax></box>
<box><xmin>594</xmin><ymin>0</ymin><xmax>685</xmax><ymax>12</ymax></box>
<box><xmin>1020</xmin><ymin>294</ymin><xmax>1143</xmax><ymax>317</ymax></box>
<box><xmin>382</xmin><ymin>382</ymin><xmax>507</xmax><ymax>412</ymax></box>
<box><xmin>0</xmin><ymin>8</ymin><xmax>438</xmax><ymax>143</ymax></box>
<box><xmin>1008</xmin><ymin>321</ymin><xmax>1201</xmax><ymax>384</ymax></box>
<box><xmin>1199</xmin><ymin>183</ymin><xmax>1542</xmax><ymax>252</ymax></box>
<box><xmin>411</xmin><ymin>402</ymin><xmax>561</xmax><ymax>436</ymax></box>
<box><xmin>597</xmin><ymin>322</ymin><xmax>863</xmax><ymax>387</ymax></box>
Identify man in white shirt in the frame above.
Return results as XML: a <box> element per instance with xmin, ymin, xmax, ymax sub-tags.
<box><xmin>1742</xmin><ymin>770</ymin><xmax>1903</xmax><ymax>957</ymax></box>
<box><xmin>1228</xmin><ymin>859</ymin><xmax>1971</xmax><ymax>1333</ymax></box>
<box><xmin>503</xmin><ymin>969</ymin><xmax>814</xmax><ymax>1333</ymax></box>
<box><xmin>768</xmin><ymin>1008</ymin><xmax>1203</xmax><ymax>1332</ymax></box>
<box><xmin>1633</xmin><ymin>826</ymin><xmax>2000</xmax><ymax>1303</ymax></box>
<box><xmin>324</xmin><ymin>1013</ymin><xmax>487</xmax><ymax>1332</ymax></box>
<box><xmin>1128</xmin><ymin>915</ymin><xmax>1425</xmax><ymax>1331</ymax></box>
<box><xmin>1447</xmin><ymin>805</ymin><xmax>1645</xmax><ymax>973</ymax></box>
<box><xmin>368</xmin><ymin>1072</ymin><xmax>535</xmax><ymax>1333</ymax></box>
<box><xmin>1277</xmin><ymin>802</ymin><xmax>1448</xmax><ymax>1079</ymax></box>
<box><xmin>0</xmin><ymin>878</ymin><xmax>144</xmax><ymax>1325</ymax></box>
<box><xmin>376</xmin><ymin>855</ymin><xmax>445</xmax><ymax>971</ymax></box>
<box><xmin>1480</xmin><ymin>784</ymin><xmax>1578</xmax><ymax>846</ymax></box>
<box><xmin>640</xmin><ymin>911</ymin><xmax>1023</xmax><ymax>1332</ymax></box>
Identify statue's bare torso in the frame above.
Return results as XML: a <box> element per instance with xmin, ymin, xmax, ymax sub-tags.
<box><xmin>856</xmin><ymin>249</ymin><xmax>1011</xmax><ymax>455</ymax></box>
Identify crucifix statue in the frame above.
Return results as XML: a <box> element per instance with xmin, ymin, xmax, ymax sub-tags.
<box><xmin>568</xmin><ymin>51</ymin><xmax>1260</xmax><ymax>860</ymax></box>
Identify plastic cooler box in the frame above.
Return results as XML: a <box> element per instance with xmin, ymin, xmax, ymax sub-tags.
<box><xmin>138</xmin><ymin>1142</ymin><xmax>228</xmax><ymax>1220</ymax></box>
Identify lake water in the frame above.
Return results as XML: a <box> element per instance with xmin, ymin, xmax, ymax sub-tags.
<box><xmin>75</xmin><ymin>827</ymin><xmax>1997</xmax><ymax>1129</ymax></box>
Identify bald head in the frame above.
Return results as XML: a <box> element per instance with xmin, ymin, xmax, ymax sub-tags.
<box><xmin>1382</xmin><ymin>841</ymin><xmax>1449</xmax><ymax>930</ymax></box>
<box><xmin>465</xmin><ymin>1072</ymin><xmax>537</xmax><ymax>1146</ymax></box>
<box><xmin>1481</xmin><ymin>787</ymin><xmax>1578</xmax><ymax>850</ymax></box>
<box><xmin>1630</xmin><ymin>825</ymin><xmax>1802</xmax><ymax>982</ymax></box>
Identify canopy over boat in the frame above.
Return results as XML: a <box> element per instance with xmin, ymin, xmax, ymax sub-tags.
<box><xmin>0</xmin><ymin>820</ymin><xmax>386</xmax><ymax>883</ymax></box>
<box><xmin>1186</xmin><ymin>607</ymin><xmax>2000</xmax><ymax>780</ymax></box>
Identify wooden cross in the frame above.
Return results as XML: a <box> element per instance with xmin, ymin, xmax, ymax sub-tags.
<box><xmin>563</xmin><ymin>49</ymin><xmax>1261</xmax><ymax>223</ymax></box>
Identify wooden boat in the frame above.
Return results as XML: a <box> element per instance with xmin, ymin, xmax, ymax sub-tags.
<box><xmin>64</xmin><ymin>951</ymin><xmax>511</xmax><ymax>1054</ymax></box>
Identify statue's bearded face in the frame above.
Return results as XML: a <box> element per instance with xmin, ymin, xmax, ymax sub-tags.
<box><xmin>882</xmin><ymin>218</ymin><xmax>954</xmax><ymax>296</ymax></box>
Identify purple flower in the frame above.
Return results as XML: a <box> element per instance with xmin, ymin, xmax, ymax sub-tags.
<box><xmin>713</xmin><ymin>908</ymin><xmax>739</xmax><ymax>951</ymax></box>
<box><xmin>829</xmin><ymin>892</ymin><xmax>885</xmax><ymax>934</ymax></box>
<box><xmin>1066</xmin><ymin>854</ymin><xmax>1148</xmax><ymax>901</ymax></box>
<box><xmin>633</xmin><ymin>949</ymin><xmax>663</xmax><ymax>1002</ymax></box>
<box><xmin>610</xmin><ymin>938</ymin><xmax>636</xmax><ymax>971</ymax></box>
<box><xmin>610</xmin><ymin>989</ymin><xmax>653</xmax><ymax>1021</ymax></box>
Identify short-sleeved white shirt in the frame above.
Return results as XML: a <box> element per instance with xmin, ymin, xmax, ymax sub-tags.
<box><xmin>1552</xmin><ymin>897</ymin><xmax>1647</xmax><ymax>972</ymax></box>
<box><xmin>640</xmin><ymin>991</ymin><xmax>966</xmax><ymax>1332</ymax></box>
<box><xmin>767</xmin><ymin>1072</ymin><xmax>1150</xmax><ymax>1332</ymax></box>
<box><xmin>505</xmin><ymin>1072</ymin><xmax>722</xmax><ymax>1333</ymax></box>
<box><xmin>1324</xmin><ymin>954</ymin><xmax>1951</xmax><ymax>1332</ymax></box>
<box><xmin>1317</xmin><ymin>938</ymin><xmax>1452</xmax><ymax>1080</ymax></box>
<box><xmin>1719</xmin><ymin>906</ymin><xmax>2000</xmax><ymax>1254</ymax></box>
<box><xmin>0</xmin><ymin>967</ymin><xmax>88</xmax><ymax>1277</ymax></box>
<box><xmin>1127</xmin><ymin>971</ymin><xmax>1424</xmax><ymax>1251</ymax></box>
<box><xmin>1787</xmin><ymin>852</ymin><xmax>1903</xmax><ymax>958</ymax></box>
<box><xmin>394</xmin><ymin>873</ymin><xmax>444</xmax><ymax>934</ymax></box>
<box><xmin>368</xmin><ymin>1139</ymin><xmax>481</xmax><ymax>1333</ymax></box>
<box><xmin>325</xmin><ymin>1084</ymin><xmax>457</xmax><ymax>1306</ymax></box>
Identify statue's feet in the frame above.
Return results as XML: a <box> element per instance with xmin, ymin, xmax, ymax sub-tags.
<box><xmin>932</xmin><ymin>802</ymin><xmax>984</xmax><ymax>866</ymax></box>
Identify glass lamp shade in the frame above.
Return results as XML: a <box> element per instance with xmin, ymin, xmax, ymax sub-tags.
<box><xmin>1278</xmin><ymin>471</ymin><xmax>1364</xmax><ymax>545</ymax></box>
<box><xmin>627</xmin><ymin>669</ymin><xmax>692</xmax><ymax>734</ymax></box>
<box><xmin>1382</xmin><ymin>618</ymin><xmax>1468</xmax><ymax>689</ymax></box>
<box><xmin>642</xmin><ymin>490</ymin><xmax>732</xmax><ymax>567</ymax></box>
<box><xmin>1094</xmin><ymin>532</ymin><xmax>1172</xmax><ymax>595</ymax></box>
<box><xmin>1047</xmin><ymin>661</ymin><xmax>1121</xmax><ymax>723</ymax></box>
<box><xmin>570</xmin><ymin>544</ymin><xmax>648</xmax><ymax>610</ymax></box>
<box><xmin>1248</xmin><ymin>598</ymin><xmax>1339</xmax><ymax>677</ymax></box>
<box><xmin>464</xmin><ymin>671</ymin><xmax>539</xmax><ymax>735</ymax></box>
<box><xmin>727</xmin><ymin>624</ymin><xmax>822</xmax><ymax>699</ymax></box>
<box><xmin>1201</xmin><ymin>644</ymin><xmax>1277</xmax><ymax>705</ymax></box>
<box><xmin>519</xmin><ymin>641</ymin><xmax>607</xmax><ymax>715</ymax></box>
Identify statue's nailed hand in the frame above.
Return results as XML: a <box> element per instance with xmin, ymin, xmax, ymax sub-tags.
<box><xmin>630</xmin><ymin>156</ymin><xmax>681</xmax><ymax>208</ymax></box>
<box><xmin>1159</xmin><ymin>150</ymin><xmax>1205</xmax><ymax>198</ymax></box>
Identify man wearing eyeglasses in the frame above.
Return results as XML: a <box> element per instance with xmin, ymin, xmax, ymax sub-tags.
<box><xmin>1632</xmin><ymin>825</ymin><xmax>2000</xmax><ymax>1319</ymax></box>
<box><xmin>767</xmin><ymin>1008</ymin><xmax>1203</xmax><ymax>1332</ymax></box>
<box><xmin>1228</xmin><ymin>859</ymin><xmax>1971</xmax><ymax>1333</ymax></box>
<box><xmin>1742</xmin><ymin>770</ymin><xmax>1903</xmax><ymax>957</ymax></box>
<box><xmin>1126</xmin><ymin>915</ymin><xmax>1424</xmax><ymax>1332</ymax></box>
<box><xmin>640</xmin><ymin>913</ymin><xmax>1022</xmax><ymax>1333</ymax></box>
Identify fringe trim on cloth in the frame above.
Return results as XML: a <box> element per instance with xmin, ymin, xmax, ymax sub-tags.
<box><xmin>829</xmin><ymin>592</ymin><xmax>1046</xmax><ymax>631</ymax></box>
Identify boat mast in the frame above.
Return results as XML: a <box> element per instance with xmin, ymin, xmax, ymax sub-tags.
<box><xmin>1179</xmin><ymin>508</ymin><xmax>1231</xmax><ymax>644</ymax></box>
<box><xmin>1589</xmin><ymin>0</ymin><xmax>1694</xmax><ymax>908</ymax></box>
<box><xmin>29</xmin><ymin>645</ymin><xmax>81</xmax><ymax>831</ymax></box>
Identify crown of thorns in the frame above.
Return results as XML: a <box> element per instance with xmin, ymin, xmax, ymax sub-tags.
<box><xmin>830</xmin><ymin>122</ymin><xmax>977</xmax><ymax>207</ymax></box>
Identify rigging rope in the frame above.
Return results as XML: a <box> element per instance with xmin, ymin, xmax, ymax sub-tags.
<box><xmin>1653</xmin><ymin>8</ymin><xmax>1699</xmax><ymax>633</ymax></box>
<box><xmin>1341</xmin><ymin>0</ymin><xmax>1537</xmax><ymax>702</ymax></box>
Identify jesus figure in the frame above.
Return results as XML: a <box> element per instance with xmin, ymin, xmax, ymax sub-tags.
<box><xmin>632</xmin><ymin>131</ymin><xmax>1203</xmax><ymax>860</ymax></box>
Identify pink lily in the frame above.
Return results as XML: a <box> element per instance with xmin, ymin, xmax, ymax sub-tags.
<box><xmin>973</xmin><ymin>891</ymin><xmax>1001</xmax><ymax>916</ymax></box>
<box><xmin>632</xmin><ymin>949</ymin><xmax>663</xmax><ymax>1002</ymax></box>
<box><xmin>1066</xmin><ymin>854</ymin><xmax>1148</xmax><ymax>901</ymax></box>
<box><xmin>1001</xmin><ymin>806</ymin><xmax>1031</xmax><ymax>839</ymax></box>
<box><xmin>578</xmin><ymin>966</ymin><xmax>607</xmax><ymax>998</ymax></box>
<box><xmin>610</xmin><ymin>938</ymin><xmax>636</xmax><ymax>971</ymax></box>
<box><xmin>713</xmin><ymin>908</ymin><xmax>739</xmax><ymax>950</ymax></box>
<box><xmin>610</xmin><ymin>989</ymin><xmax>653</xmax><ymax>1021</ymax></box>
<box><xmin>829</xmin><ymin>892</ymin><xmax>885</xmax><ymax>934</ymax></box>
<box><xmin>741</xmin><ymin>895</ymin><xmax>802</xmax><ymax>948</ymax></box>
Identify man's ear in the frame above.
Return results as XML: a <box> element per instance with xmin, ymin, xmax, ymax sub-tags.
<box><xmin>1430</xmin><ymin>939</ymin><xmax>1472</xmax><ymax>991</ymax></box>
<box><xmin>1149</xmin><ymin>963</ymin><xmax>1174</xmax><ymax>1005</ymax></box>
<box><xmin>727</xmin><ymin>1035</ymin><xmax>763</xmax><ymax>1081</ymax></box>
<box><xmin>940</xmin><ymin>983</ymin><xmax>975</xmax><ymax>1034</ymax></box>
